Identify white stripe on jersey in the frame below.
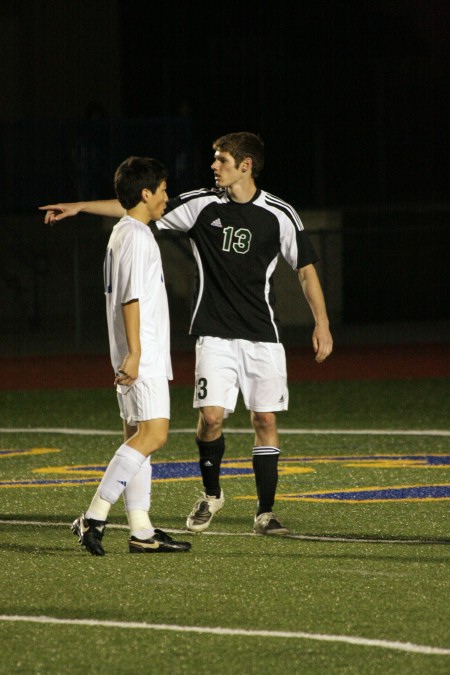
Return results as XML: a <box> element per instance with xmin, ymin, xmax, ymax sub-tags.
<box><xmin>189</xmin><ymin>239</ymin><xmax>205</xmax><ymax>334</ymax></box>
<box><xmin>265</xmin><ymin>255</ymin><xmax>280</xmax><ymax>341</ymax></box>
<box><xmin>178</xmin><ymin>187</ymin><xmax>211</xmax><ymax>200</ymax></box>
<box><xmin>253</xmin><ymin>191</ymin><xmax>304</xmax><ymax>270</ymax></box>
<box><xmin>158</xmin><ymin>189</ymin><xmax>226</xmax><ymax>233</ymax></box>
<box><xmin>263</xmin><ymin>191</ymin><xmax>304</xmax><ymax>231</ymax></box>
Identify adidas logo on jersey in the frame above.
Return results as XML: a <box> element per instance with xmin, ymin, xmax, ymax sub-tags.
<box><xmin>210</xmin><ymin>218</ymin><xmax>223</xmax><ymax>228</ymax></box>
<box><xmin>203</xmin><ymin>460</ymin><xmax>213</xmax><ymax>467</ymax></box>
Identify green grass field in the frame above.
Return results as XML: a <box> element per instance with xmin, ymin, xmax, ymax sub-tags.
<box><xmin>1</xmin><ymin>379</ymin><xmax>449</xmax><ymax>674</ymax></box>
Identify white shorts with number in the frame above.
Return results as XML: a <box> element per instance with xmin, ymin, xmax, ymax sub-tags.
<box><xmin>117</xmin><ymin>377</ymin><xmax>170</xmax><ymax>425</ymax></box>
<box><xmin>193</xmin><ymin>336</ymin><xmax>288</xmax><ymax>417</ymax></box>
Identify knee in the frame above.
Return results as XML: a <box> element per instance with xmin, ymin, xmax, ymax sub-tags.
<box><xmin>152</xmin><ymin>429</ymin><xmax>168</xmax><ymax>451</ymax></box>
<box><xmin>155</xmin><ymin>433</ymin><xmax>168</xmax><ymax>450</ymax></box>
<box><xmin>252</xmin><ymin>411</ymin><xmax>276</xmax><ymax>433</ymax></box>
<box><xmin>198</xmin><ymin>408</ymin><xmax>223</xmax><ymax>436</ymax></box>
<box><xmin>135</xmin><ymin>425</ymin><xmax>168</xmax><ymax>454</ymax></box>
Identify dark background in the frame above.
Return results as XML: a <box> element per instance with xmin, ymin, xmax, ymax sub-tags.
<box><xmin>0</xmin><ymin>0</ymin><xmax>449</xmax><ymax>353</ymax></box>
<box><xmin>119</xmin><ymin>0</ymin><xmax>449</xmax><ymax>207</ymax></box>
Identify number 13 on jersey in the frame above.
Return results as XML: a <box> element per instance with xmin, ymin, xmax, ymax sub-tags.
<box><xmin>222</xmin><ymin>227</ymin><xmax>252</xmax><ymax>254</ymax></box>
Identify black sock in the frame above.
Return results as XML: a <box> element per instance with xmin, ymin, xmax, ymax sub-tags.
<box><xmin>252</xmin><ymin>449</ymin><xmax>279</xmax><ymax>515</ymax></box>
<box><xmin>196</xmin><ymin>435</ymin><xmax>225</xmax><ymax>498</ymax></box>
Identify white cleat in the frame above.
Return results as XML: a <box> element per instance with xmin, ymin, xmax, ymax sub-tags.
<box><xmin>186</xmin><ymin>490</ymin><xmax>225</xmax><ymax>532</ymax></box>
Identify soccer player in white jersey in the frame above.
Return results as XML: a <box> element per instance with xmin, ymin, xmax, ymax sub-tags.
<box><xmin>70</xmin><ymin>156</ymin><xmax>191</xmax><ymax>555</ymax></box>
<box><xmin>40</xmin><ymin>133</ymin><xmax>333</xmax><ymax>537</ymax></box>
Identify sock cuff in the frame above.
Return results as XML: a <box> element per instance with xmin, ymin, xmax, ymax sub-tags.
<box><xmin>252</xmin><ymin>446</ymin><xmax>280</xmax><ymax>456</ymax></box>
<box><xmin>196</xmin><ymin>434</ymin><xmax>225</xmax><ymax>455</ymax></box>
<box><xmin>196</xmin><ymin>433</ymin><xmax>224</xmax><ymax>446</ymax></box>
<box><xmin>116</xmin><ymin>444</ymin><xmax>147</xmax><ymax>466</ymax></box>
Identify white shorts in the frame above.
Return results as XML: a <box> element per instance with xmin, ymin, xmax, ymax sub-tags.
<box><xmin>193</xmin><ymin>336</ymin><xmax>288</xmax><ymax>417</ymax></box>
<box><xmin>117</xmin><ymin>377</ymin><xmax>170</xmax><ymax>425</ymax></box>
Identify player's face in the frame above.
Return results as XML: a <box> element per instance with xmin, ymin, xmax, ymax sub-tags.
<box><xmin>211</xmin><ymin>150</ymin><xmax>246</xmax><ymax>188</ymax></box>
<box><xmin>146</xmin><ymin>181</ymin><xmax>168</xmax><ymax>220</ymax></box>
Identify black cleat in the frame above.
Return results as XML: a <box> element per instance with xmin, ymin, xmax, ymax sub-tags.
<box><xmin>128</xmin><ymin>529</ymin><xmax>191</xmax><ymax>553</ymax></box>
<box><xmin>72</xmin><ymin>513</ymin><xmax>106</xmax><ymax>556</ymax></box>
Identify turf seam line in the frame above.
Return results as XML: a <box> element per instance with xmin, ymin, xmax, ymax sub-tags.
<box><xmin>0</xmin><ymin>614</ymin><xmax>449</xmax><ymax>656</ymax></box>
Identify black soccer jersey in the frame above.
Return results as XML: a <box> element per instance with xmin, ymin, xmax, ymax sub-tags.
<box><xmin>157</xmin><ymin>187</ymin><xmax>318</xmax><ymax>342</ymax></box>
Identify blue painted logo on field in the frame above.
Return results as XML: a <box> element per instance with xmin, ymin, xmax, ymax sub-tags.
<box><xmin>275</xmin><ymin>484</ymin><xmax>450</xmax><ymax>502</ymax></box>
<box><xmin>1</xmin><ymin>451</ymin><xmax>449</xmax><ymax>501</ymax></box>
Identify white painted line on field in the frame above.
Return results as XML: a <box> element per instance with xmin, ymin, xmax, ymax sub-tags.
<box><xmin>0</xmin><ymin>427</ymin><xmax>121</xmax><ymax>436</ymax></box>
<box><xmin>0</xmin><ymin>519</ymin><xmax>189</xmax><ymax>536</ymax></box>
<box><xmin>1</xmin><ymin>427</ymin><xmax>449</xmax><ymax>436</ymax></box>
<box><xmin>0</xmin><ymin>614</ymin><xmax>449</xmax><ymax>656</ymax></box>
<box><xmin>0</xmin><ymin>519</ymin><xmax>447</xmax><ymax>546</ymax></box>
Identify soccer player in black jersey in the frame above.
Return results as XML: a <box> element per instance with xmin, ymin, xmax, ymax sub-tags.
<box><xmin>40</xmin><ymin>132</ymin><xmax>333</xmax><ymax>536</ymax></box>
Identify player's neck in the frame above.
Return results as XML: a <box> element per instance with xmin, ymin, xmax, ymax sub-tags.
<box><xmin>227</xmin><ymin>180</ymin><xmax>257</xmax><ymax>204</ymax></box>
<box><xmin>126</xmin><ymin>206</ymin><xmax>150</xmax><ymax>225</ymax></box>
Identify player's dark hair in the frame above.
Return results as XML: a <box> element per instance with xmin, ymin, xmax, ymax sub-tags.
<box><xmin>213</xmin><ymin>132</ymin><xmax>265</xmax><ymax>178</ymax></box>
<box><xmin>114</xmin><ymin>156</ymin><xmax>168</xmax><ymax>209</ymax></box>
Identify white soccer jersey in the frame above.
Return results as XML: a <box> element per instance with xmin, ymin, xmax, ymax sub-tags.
<box><xmin>103</xmin><ymin>215</ymin><xmax>172</xmax><ymax>381</ymax></box>
<box><xmin>157</xmin><ymin>188</ymin><xmax>318</xmax><ymax>342</ymax></box>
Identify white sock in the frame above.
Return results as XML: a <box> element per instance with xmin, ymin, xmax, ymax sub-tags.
<box><xmin>95</xmin><ymin>444</ymin><xmax>147</xmax><ymax>506</ymax></box>
<box><xmin>85</xmin><ymin>489</ymin><xmax>112</xmax><ymax>522</ymax></box>
<box><xmin>123</xmin><ymin>457</ymin><xmax>155</xmax><ymax>539</ymax></box>
<box><xmin>123</xmin><ymin>456</ymin><xmax>152</xmax><ymax>511</ymax></box>
<box><xmin>127</xmin><ymin>509</ymin><xmax>155</xmax><ymax>540</ymax></box>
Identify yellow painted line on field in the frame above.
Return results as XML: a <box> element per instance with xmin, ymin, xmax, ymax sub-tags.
<box><xmin>0</xmin><ymin>448</ymin><xmax>60</xmax><ymax>458</ymax></box>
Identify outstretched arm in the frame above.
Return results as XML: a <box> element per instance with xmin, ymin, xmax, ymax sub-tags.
<box><xmin>298</xmin><ymin>263</ymin><xmax>333</xmax><ymax>363</ymax></box>
<box><xmin>39</xmin><ymin>199</ymin><xmax>123</xmax><ymax>224</ymax></box>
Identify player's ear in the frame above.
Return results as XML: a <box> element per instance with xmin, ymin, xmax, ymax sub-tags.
<box><xmin>141</xmin><ymin>188</ymin><xmax>153</xmax><ymax>202</ymax></box>
<box><xmin>241</xmin><ymin>157</ymin><xmax>252</xmax><ymax>173</ymax></box>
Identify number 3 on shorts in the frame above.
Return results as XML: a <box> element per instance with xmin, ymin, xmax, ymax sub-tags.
<box><xmin>196</xmin><ymin>377</ymin><xmax>208</xmax><ymax>400</ymax></box>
